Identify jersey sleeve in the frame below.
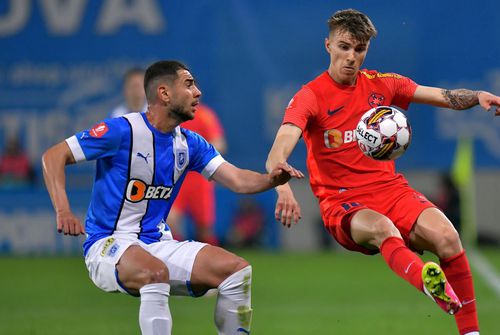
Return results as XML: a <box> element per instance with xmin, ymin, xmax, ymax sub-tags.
<box><xmin>384</xmin><ymin>74</ymin><xmax>418</xmax><ymax>110</ymax></box>
<box><xmin>282</xmin><ymin>86</ymin><xmax>318</xmax><ymax>131</ymax></box>
<box><xmin>187</xmin><ymin>131</ymin><xmax>226</xmax><ymax>179</ymax></box>
<box><xmin>65</xmin><ymin>118</ymin><xmax>123</xmax><ymax>162</ymax></box>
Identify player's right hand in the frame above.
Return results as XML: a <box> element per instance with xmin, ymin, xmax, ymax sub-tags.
<box><xmin>56</xmin><ymin>210</ymin><xmax>85</xmax><ymax>236</ymax></box>
<box><xmin>268</xmin><ymin>162</ymin><xmax>304</xmax><ymax>187</ymax></box>
<box><xmin>275</xmin><ymin>186</ymin><xmax>302</xmax><ymax>228</ymax></box>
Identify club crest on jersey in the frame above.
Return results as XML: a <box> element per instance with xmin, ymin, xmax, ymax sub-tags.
<box><xmin>89</xmin><ymin>122</ymin><xmax>109</xmax><ymax>138</ymax></box>
<box><xmin>125</xmin><ymin>179</ymin><xmax>174</xmax><ymax>202</ymax></box>
<box><xmin>368</xmin><ymin>92</ymin><xmax>385</xmax><ymax>107</ymax></box>
<box><xmin>176</xmin><ymin>150</ymin><xmax>187</xmax><ymax>169</ymax></box>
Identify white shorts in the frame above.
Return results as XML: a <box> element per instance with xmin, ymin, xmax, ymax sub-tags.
<box><xmin>84</xmin><ymin>234</ymin><xmax>207</xmax><ymax>297</ymax></box>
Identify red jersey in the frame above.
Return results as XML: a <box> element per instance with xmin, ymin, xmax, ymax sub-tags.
<box><xmin>173</xmin><ymin>104</ymin><xmax>225</xmax><ymax>228</ymax></box>
<box><xmin>283</xmin><ymin>70</ymin><xmax>418</xmax><ymax>208</ymax></box>
<box><xmin>182</xmin><ymin>104</ymin><xmax>224</xmax><ymax>141</ymax></box>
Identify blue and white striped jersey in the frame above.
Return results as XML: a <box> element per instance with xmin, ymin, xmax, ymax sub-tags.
<box><xmin>65</xmin><ymin>112</ymin><xmax>225</xmax><ymax>255</ymax></box>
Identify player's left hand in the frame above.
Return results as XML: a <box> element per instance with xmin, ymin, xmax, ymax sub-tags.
<box><xmin>478</xmin><ymin>91</ymin><xmax>500</xmax><ymax>116</ymax></box>
<box><xmin>56</xmin><ymin>210</ymin><xmax>85</xmax><ymax>236</ymax></box>
<box><xmin>275</xmin><ymin>186</ymin><xmax>302</xmax><ymax>228</ymax></box>
<box><xmin>268</xmin><ymin>162</ymin><xmax>304</xmax><ymax>186</ymax></box>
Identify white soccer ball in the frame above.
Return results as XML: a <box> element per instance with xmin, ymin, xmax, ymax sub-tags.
<box><xmin>356</xmin><ymin>106</ymin><xmax>411</xmax><ymax>160</ymax></box>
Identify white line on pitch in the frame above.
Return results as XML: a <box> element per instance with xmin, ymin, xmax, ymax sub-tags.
<box><xmin>469</xmin><ymin>249</ymin><xmax>500</xmax><ymax>299</ymax></box>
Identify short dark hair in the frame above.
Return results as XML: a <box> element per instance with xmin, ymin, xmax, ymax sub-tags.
<box><xmin>144</xmin><ymin>60</ymin><xmax>189</xmax><ymax>102</ymax></box>
<box><xmin>327</xmin><ymin>9</ymin><xmax>377</xmax><ymax>42</ymax></box>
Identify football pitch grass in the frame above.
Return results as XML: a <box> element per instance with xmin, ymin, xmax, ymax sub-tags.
<box><xmin>1</xmin><ymin>249</ymin><xmax>499</xmax><ymax>334</ymax></box>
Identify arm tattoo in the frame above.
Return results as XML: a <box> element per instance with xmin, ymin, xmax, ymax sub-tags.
<box><xmin>441</xmin><ymin>89</ymin><xmax>480</xmax><ymax>110</ymax></box>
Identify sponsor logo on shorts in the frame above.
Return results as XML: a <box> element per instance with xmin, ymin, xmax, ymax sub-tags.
<box><xmin>100</xmin><ymin>237</ymin><xmax>115</xmax><ymax>256</ymax></box>
<box><xmin>126</xmin><ymin>179</ymin><xmax>174</xmax><ymax>202</ymax></box>
<box><xmin>107</xmin><ymin>243</ymin><xmax>119</xmax><ymax>257</ymax></box>
<box><xmin>341</xmin><ymin>202</ymin><xmax>362</xmax><ymax>211</ymax></box>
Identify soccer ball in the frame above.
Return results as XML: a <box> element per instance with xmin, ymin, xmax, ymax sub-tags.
<box><xmin>355</xmin><ymin>106</ymin><xmax>411</xmax><ymax>160</ymax></box>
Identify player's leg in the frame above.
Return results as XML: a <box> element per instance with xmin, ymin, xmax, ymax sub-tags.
<box><xmin>190</xmin><ymin>245</ymin><xmax>252</xmax><ymax>335</ymax></box>
<box><xmin>117</xmin><ymin>245</ymin><xmax>172</xmax><ymax>335</ymax></box>
<box><xmin>411</xmin><ymin>208</ymin><xmax>479</xmax><ymax>334</ymax></box>
<box><xmin>349</xmin><ymin>208</ymin><xmax>426</xmax><ymax>291</ymax></box>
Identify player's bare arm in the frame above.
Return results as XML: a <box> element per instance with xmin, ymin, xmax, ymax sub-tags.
<box><xmin>211</xmin><ymin>161</ymin><xmax>303</xmax><ymax>194</ymax></box>
<box><xmin>441</xmin><ymin>89</ymin><xmax>481</xmax><ymax>110</ymax></box>
<box><xmin>42</xmin><ymin>141</ymin><xmax>85</xmax><ymax>236</ymax></box>
<box><xmin>412</xmin><ymin>85</ymin><xmax>500</xmax><ymax>115</ymax></box>
<box><xmin>266</xmin><ymin>123</ymin><xmax>303</xmax><ymax>227</ymax></box>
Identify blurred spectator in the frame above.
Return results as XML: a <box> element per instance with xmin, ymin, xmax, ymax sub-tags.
<box><xmin>228</xmin><ymin>198</ymin><xmax>265</xmax><ymax>248</ymax></box>
<box><xmin>0</xmin><ymin>135</ymin><xmax>35</xmax><ymax>188</ymax></box>
<box><xmin>110</xmin><ymin>67</ymin><xmax>147</xmax><ymax>118</ymax></box>
<box><xmin>168</xmin><ymin>104</ymin><xmax>227</xmax><ymax>245</ymax></box>
<box><xmin>434</xmin><ymin>172</ymin><xmax>461</xmax><ymax>234</ymax></box>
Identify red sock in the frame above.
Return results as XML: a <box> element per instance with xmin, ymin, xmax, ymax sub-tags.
<box><xmin>440</xmin><ymin>251</ymin><xmax>479</xmax><ymax>335</ymax></box>
<box><xmin>380</xmin><ymin>237</ymin><xmax>425</xmax><ymax>291</ymax></box>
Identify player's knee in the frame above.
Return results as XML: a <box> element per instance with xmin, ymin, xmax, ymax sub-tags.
<box><xmin>138</xmin><ymin>263</ymin><xmax>170</xmax><ymax>285</ymax></box>
<box><xmin>435</xmin><ymin>226</ymin><xmax>462</xmax><ymax>258</ymax></box>
<box><xmin>223</xmin><ymin>256</ymin><xmax>251</xmax><ymax>280</ymax></box>
<box><xmin>371</xmin><ymin>216</ymin><xmax>400</xmax><ymax>244</ymax></box>
<box><xmin>234</xmin><ymin>257</ymin><xmax>251</xmax><ymax>273</ymax></box>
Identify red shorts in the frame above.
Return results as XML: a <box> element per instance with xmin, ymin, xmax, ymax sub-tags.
<box><xmin>321</xmin><ymin>180</ymin><xmax>435</xmax><ymax>255</ymax></box>
<box><xmin>173</xmin><ymin>172</ymin><xmax>215</xmax><ymax>227</ymax></box>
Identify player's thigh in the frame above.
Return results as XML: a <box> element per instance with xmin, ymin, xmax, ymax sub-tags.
<box><xmin>116</xmin><ymin>245</ymin><xmax>169</xmax><ymax>292</ymax></box>
<box><xmin>146</xmin><ymin>239</ymin><xmax>207</xmax><ymax>296</ymax></box>
<box><xmin>350</xmin><ymin>208</ymin><xmax>401</xmax><ymax>248</ymax></box>
<box><xmin>190</xmin><ymin>245</ymin><xmax>249</xmax><ymax>292</ymax></box>
<box><xmin>409</xmin><ymin>207</ymin><xmax>462</xmax><ymax>257</ymax></box>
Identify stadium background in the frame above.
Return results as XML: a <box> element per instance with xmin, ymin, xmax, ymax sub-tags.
<box><xmin>1</xmin><ymin>1</ymin><xmax>499</xmax><ymax>334</ymax></box>
<box><xmin>1</xmin><ymin>0</ymin><xmax>500</xmax><ymax>253</ymax></box>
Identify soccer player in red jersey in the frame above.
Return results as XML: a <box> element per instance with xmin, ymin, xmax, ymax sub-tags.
<box><xmin>266</xmin><ymin>9</ymin><xmax>500</xmax><ymax>335</ymax></box>
<box><xmin>169</xmin><ymin>104</ymin><xmax>227</xmax><ymax>245</ymax></box>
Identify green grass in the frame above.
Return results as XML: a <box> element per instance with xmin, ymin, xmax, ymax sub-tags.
<box><xmin>1</xmin><ymin>249</ymin><xmax>499</xmax><ymax>334</ymax></box>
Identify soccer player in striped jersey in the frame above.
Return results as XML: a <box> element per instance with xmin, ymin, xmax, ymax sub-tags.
<box><xmin>266</xmin><ymin>9</ymin><xmax>500</xmax><ymax>335</ymax></box>
<box><xmin>42</xmin><ymin>60</ymin><xmax>303</xmax><ymax>335</ymax></box>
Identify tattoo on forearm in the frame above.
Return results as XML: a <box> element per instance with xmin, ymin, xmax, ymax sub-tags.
<box><xmin>441</xmin><ymin>89</ymin><xmax>480</xmax><ymax>110</ymax></box>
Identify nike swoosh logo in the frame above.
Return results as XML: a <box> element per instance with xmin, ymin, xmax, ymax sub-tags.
<box><xmin>237</xmin><ymin>328</ymin><xmax>251</xmax><ymax>334</ymax></box>
<box><xmin>327</xmin><ymin>106</ymin><xmax>344</xmax><ymax>116</ymax></box>
<box><xmin>462</xmin><ymin>299</ymin><xmax>476</xmax><ymax>305</ymax></box>
<box><xmin>404</xmin><ymin>261</ymin><xmax>416</xmax><ymax>274</ymax></box>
